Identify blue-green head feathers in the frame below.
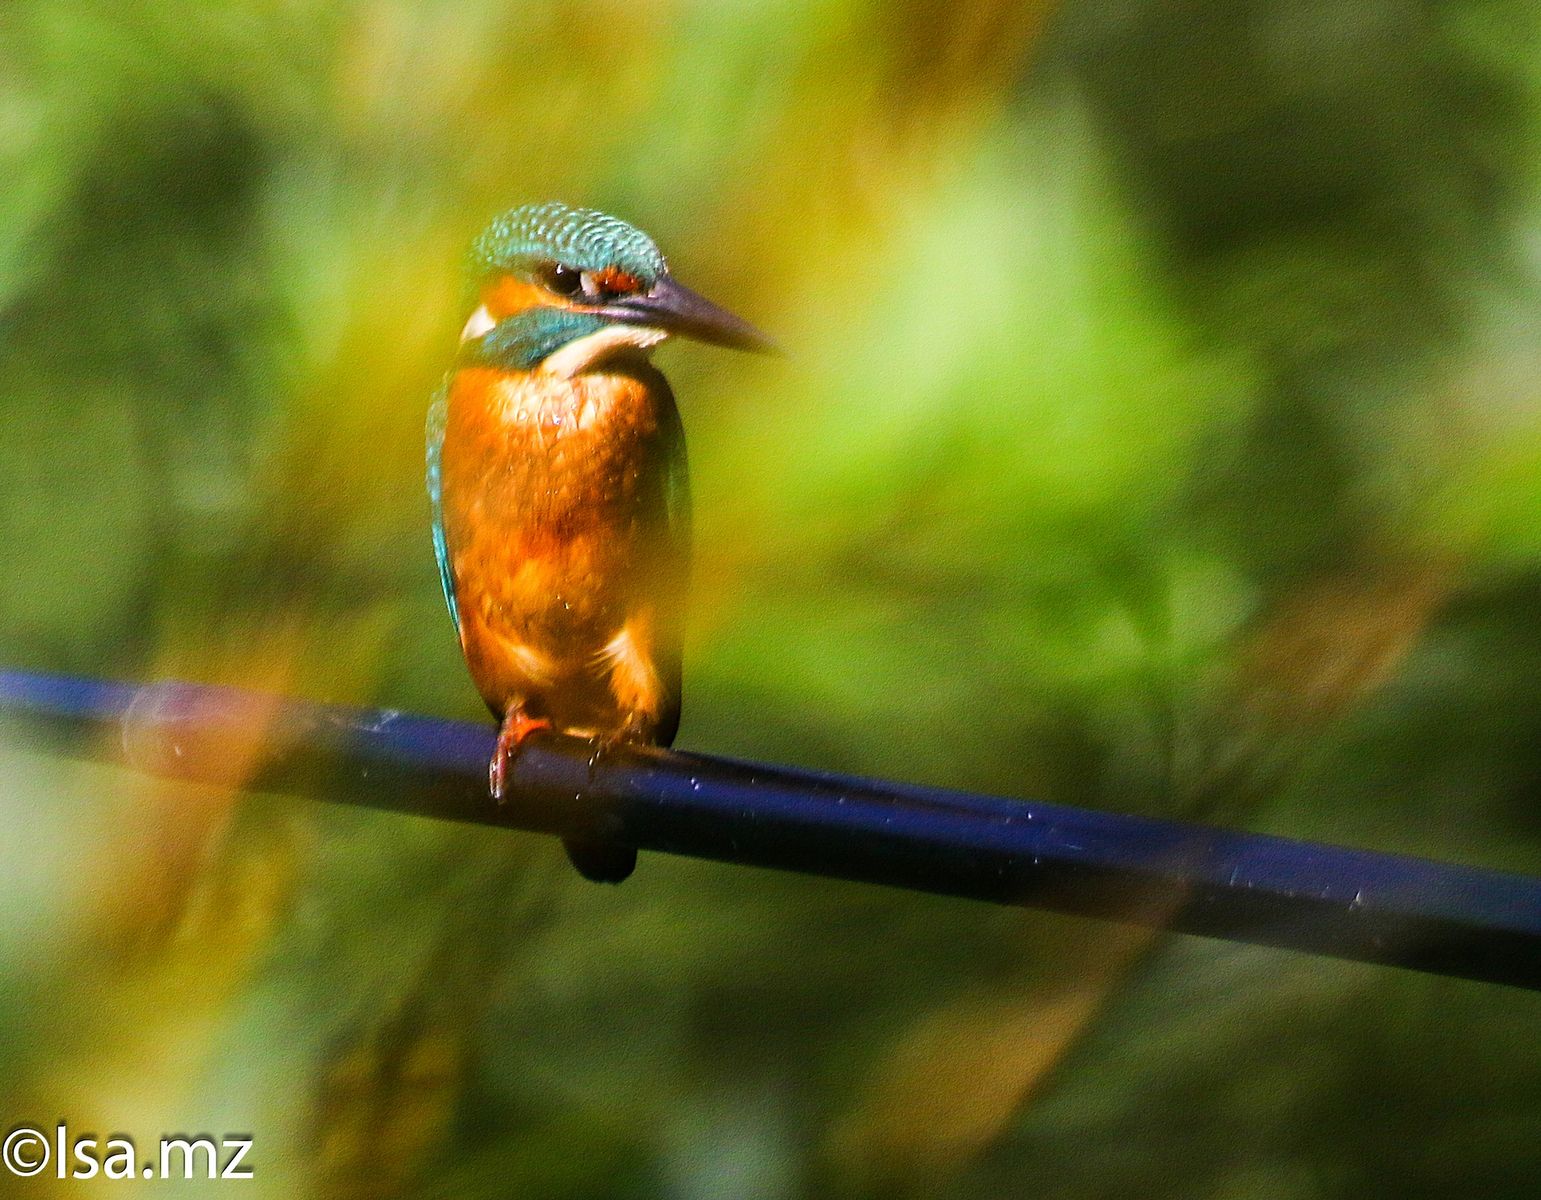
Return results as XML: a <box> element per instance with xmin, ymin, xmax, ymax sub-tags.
<box><xmin>468</xmin><ymin>202</ymin><xmax>667</xmax><ymax>286</ymax></box>
<box><xmin>457</xmin><ymin>201</ymin><xmax>775</xmax><ymax>368</ymax></box>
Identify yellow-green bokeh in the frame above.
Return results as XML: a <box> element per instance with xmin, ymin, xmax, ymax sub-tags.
<box><xmin>3</xmin><ymin>1</ymin><xmax>1541</xmax><ymax>1197</ymax></box>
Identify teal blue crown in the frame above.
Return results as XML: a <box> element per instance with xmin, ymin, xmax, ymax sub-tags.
<box><xmin>469</xmin><ymin>202</ymin><xmax>667</xmax><ymax>284</ymax></box>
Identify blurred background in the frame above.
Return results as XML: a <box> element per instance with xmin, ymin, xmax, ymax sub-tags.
<box><xmin>2</xmin><ymin>0</ymin><xmax>1541</xmax><ymax>1195</ymax></box>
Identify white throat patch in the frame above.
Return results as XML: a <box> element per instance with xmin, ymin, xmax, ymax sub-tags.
<box><xmin>541</xmin><ymin>325</ymin><xmax>668</xmax><ymax>378</ymax></box>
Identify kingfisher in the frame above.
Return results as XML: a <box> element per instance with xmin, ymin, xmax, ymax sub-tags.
<box><xmin>427</xmin><ymin>202</ymin><xmax>772</xmax><ymax>882</ymax></box>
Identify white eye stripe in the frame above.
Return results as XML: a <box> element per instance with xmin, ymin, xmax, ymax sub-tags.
<box><xmin>460</xmin><ymin>305</ymin><xmax>496</xmax><ymax>343</ymax></box>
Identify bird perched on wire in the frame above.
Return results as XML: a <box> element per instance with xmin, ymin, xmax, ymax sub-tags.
<box><xmin>427</xmin><ymin>202</ymin><xmax>773</xmax><ymax>882</ymax></box>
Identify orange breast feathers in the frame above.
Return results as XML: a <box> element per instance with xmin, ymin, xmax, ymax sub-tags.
<box><xmin>436</xmin><ymin>362</ymin><xmax>680</xmax><ymax>736</ymax></box>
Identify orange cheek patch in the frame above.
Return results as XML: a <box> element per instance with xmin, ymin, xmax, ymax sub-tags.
<box><xmin>482</xmin><ymin>274</ymin><xmax>570</xmax><ymax>319</ymax></box>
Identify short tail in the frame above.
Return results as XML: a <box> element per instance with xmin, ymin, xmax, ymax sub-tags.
<box><xmin>563</xmin><ymin>836</ymin><xmax>637</xmax><ymax>884</ymax></box>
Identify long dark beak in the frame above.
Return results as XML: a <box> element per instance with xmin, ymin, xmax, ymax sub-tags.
<box><xmin>598</xmin><ymin>274</ymin><xmax>779</xmax><ymax>355</ymax></box>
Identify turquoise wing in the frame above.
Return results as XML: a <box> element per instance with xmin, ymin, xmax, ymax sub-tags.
<box><xmin>661</xmin><ymin>385</ymin><xmax>692</xmax><ymax>566</ymax></box>
<box><xmin>649</xmin><ymin>374</ymin><xmax>691</xmax><ymax>747</ymax></box>
<box><xmin>425</xmin><ymin>381</ymin><xmax>460</xmax><ymax>633</ymax></box>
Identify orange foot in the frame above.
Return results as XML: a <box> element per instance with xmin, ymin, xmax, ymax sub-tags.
<box><xmin>489</xmin><ymin>710</ymin><xmax>551</xmax><ymax>804</ymax></box>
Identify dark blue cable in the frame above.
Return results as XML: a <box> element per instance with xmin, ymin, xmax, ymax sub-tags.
<box><xmin>2</xmin><ymin>668</ymin><xmax>1539</xmax><ymax>991</ymax></box>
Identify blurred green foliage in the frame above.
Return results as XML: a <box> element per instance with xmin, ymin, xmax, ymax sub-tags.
<box><xmin>3</xmin><ymin>0</ymin><xmax>1541</xmax><ymax>1196</ymax></box>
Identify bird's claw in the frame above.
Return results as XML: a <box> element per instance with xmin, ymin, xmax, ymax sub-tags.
<box><xmin>489</xmin><ymin>711</ymin><xmax>551</xmax><ymax>804</ymax></box>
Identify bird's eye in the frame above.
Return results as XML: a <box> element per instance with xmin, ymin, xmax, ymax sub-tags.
<box><xmin>543</xmin><ymin>263</ymin><xmax>583</xmax><ymax>296</ymax></box>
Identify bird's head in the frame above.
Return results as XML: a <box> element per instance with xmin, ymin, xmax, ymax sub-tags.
<box><xmin>459</xmin><ymin>202</ymin><xmax>774</xmax><ymax>374</ymax></box>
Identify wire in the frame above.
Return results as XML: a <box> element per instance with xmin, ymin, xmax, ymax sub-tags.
<box><xmin>3</xmin><ymin>668</ymin><xmax>1539</xmax><ymax>991</ymax></box>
